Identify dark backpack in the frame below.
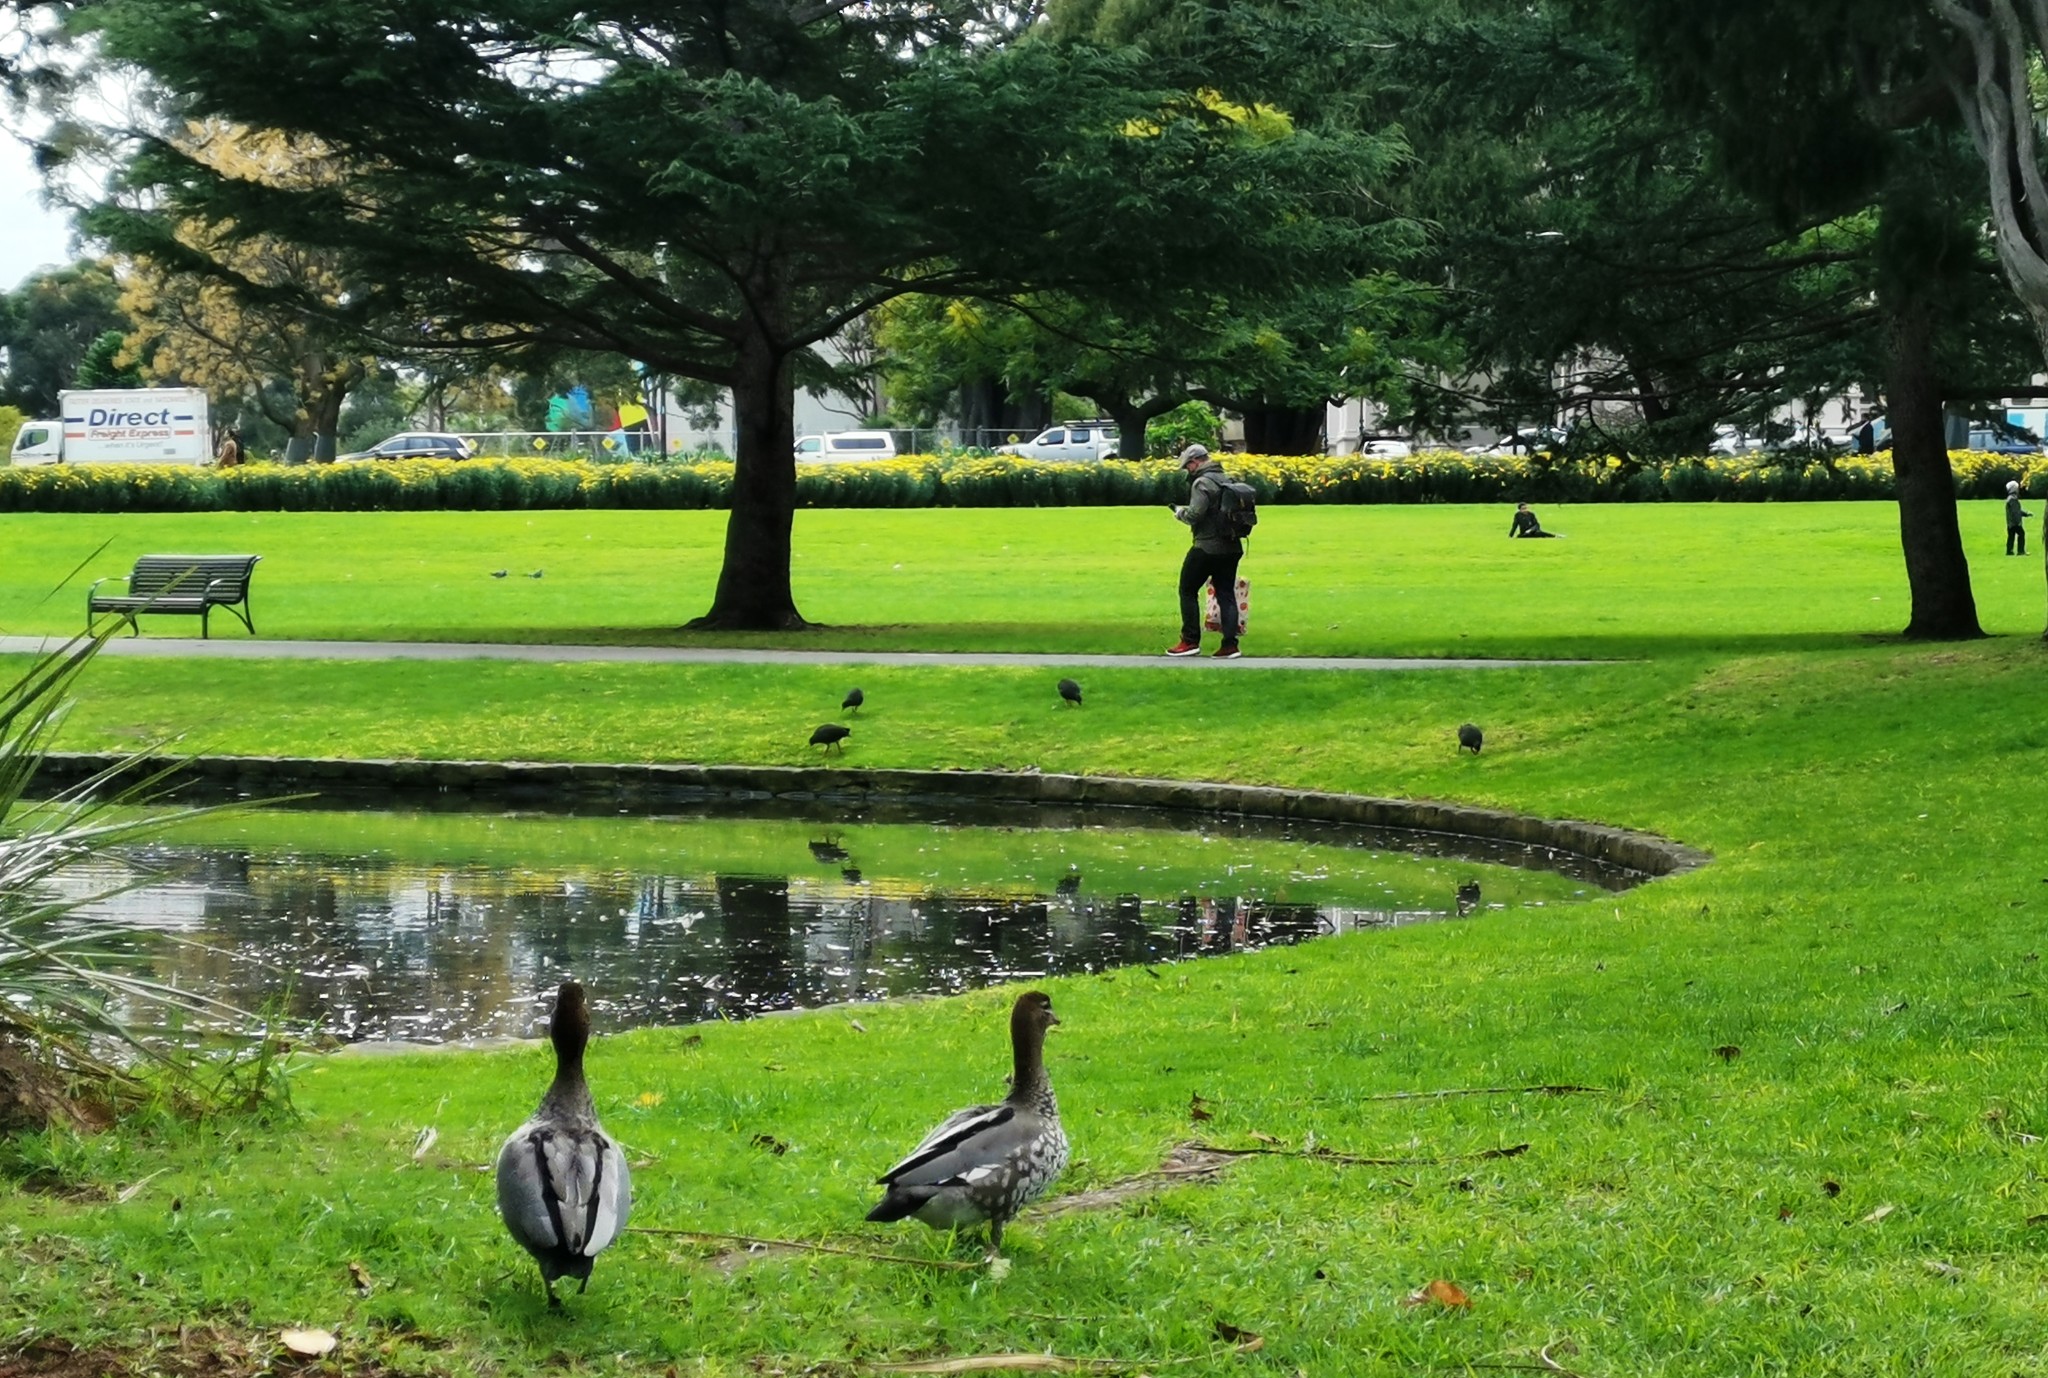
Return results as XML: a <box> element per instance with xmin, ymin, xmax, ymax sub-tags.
<box><xmin>1212</xmin><ymin>476</ymin><xmax>1259</xmax><ymax>539</ymax></box>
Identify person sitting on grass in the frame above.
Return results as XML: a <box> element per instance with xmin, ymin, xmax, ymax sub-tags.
<box><xmin>1508</xmin><ymin>502</ymin><xmax>1558</xmax><ymax>538</ymax></box>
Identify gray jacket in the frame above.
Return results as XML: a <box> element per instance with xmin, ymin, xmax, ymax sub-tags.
<box><xmin>1176</xmin><ymin>459</ymin><xmax>1243</xmax><ymax>554</ymax></box>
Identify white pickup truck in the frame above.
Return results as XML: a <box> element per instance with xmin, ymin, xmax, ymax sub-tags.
<box><xmin>996</xmin><ymin>422</ymin><xmax>1122</xmax><ymax>461</ymax></box>
<box><xmin>9</xmin><ymin>387</ymin><xmax>213</xmax><ymax>465</ymax></box>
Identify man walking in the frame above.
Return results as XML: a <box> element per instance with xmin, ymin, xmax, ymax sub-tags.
<box><xmin>2007</xmin><ymin>480</ymin><xmax>2033</xmax><ymax>556</ymax></box>
<box><xmin>1165</xmin><ymin>444</ymin><xmax>1243</xmax><ymax>659</ymax></box>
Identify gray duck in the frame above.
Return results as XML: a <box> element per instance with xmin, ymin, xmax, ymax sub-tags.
<box><xmin>867</xmin><ymin>991</ymin><xmax>1069</xmax><ymax>1253</ymax></box>
<box><xmin>495</xmin><ymin>980</ymin><xmax>632</xmax><ymax>1307</ymax></box>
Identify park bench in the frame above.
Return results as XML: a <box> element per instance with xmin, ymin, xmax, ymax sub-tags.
<box><xmin>87</xmin><ymin>554</ymin><xmax>263</xmax><ymax>639</ymax></box>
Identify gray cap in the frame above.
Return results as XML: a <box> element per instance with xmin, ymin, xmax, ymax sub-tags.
<box><xmin>1179</xmin><ymin>444</ymin><xmax>1210</xmax><ymax>465</ymax></box>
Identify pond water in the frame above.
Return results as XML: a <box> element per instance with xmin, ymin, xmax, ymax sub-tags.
<box><xmin>51</xmin><ymin>803</ymin><xmax>1634</xmax><ymax>1043</ymax></box>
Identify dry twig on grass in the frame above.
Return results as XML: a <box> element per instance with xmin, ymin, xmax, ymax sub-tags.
<box><xmin>1358</xmin><ymin>1084</ymin><xmax>1601</xmax><ymax>1102</ymax></box>
<box><xmin>627</xmin><ymin>1227</ymin><xmax>984</xmax><ymax>1271</ymax></box>
<box><xmin>1187</xmin><ymin>1139</ymin><xmax>1531</xmax><ymax>1166</ymax></box>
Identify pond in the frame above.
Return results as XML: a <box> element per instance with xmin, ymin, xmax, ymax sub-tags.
<box><xmin>51</xmin><ymin>802</ymin><xmax>1637</xmax><ymax>1043</ymax></box>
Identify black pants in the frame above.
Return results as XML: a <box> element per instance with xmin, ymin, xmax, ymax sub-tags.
<box><xmin>2010</xmin><ymin>525</ymin><xmax>2028</xmax><ymax>556</ymax></box>
<box><xmin>1179</xmin><ymin>546</ymin><xmax>1242</xmax><ymax>643</ymax></box>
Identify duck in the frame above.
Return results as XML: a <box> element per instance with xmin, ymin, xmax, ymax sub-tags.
<box><xmin>495</xmin><ymin>980</ymin><xmax>632</xmax><ymax>1307</ymax></box>
<box><xmin>867</xmin><ymin>991</ymin><xmax>1068</xmax><ymax>1254</ymax></box>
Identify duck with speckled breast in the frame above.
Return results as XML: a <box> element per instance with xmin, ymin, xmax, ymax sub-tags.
<box><xmin>495</xmin><ymin>981</ymin><xmax>632</xmax><ymax>1307</ymax></box>
<box><xmin>866</xmin><ymin>991</ymin><xmax>1069</xmax><ymax>1255</ymax></box>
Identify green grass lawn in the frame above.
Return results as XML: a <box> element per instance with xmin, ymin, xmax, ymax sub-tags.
<box><xmin>2</xmin><ymin>501</ymin><xmax>2042</xmax><ymax>655</ymax></box>
<box><xmin>3</xmin><ymin>503</ymin><xmax>2048</xmax><ymax>1376</ymax></box>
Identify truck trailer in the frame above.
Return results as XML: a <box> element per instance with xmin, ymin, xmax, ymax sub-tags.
<box><xmin>9</xmin><ymin>387</ymin><xmax>213</xmax><ymax>466</ymax></box>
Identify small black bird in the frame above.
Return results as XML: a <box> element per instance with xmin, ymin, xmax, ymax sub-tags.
<box><xmin>1055</xmin><ymin>871</ymin><xmax>1082</xmax><ymax>896</ymax></box>
<box><xmin>842</xmin><ymin>687</ymin><xmax>864</xmax><ymax>714</ymax></box>
<box><xmin>810</xmin><ymin>723</ymin><xmax>852</xmax><ymax>753</ymax></box>
<box><xmin>842</xmin><ymin>867</ymin><xmax>864</xmax><ymax>884</ymax></box>
<box><xmin>1455</xmin><ymin>880</ymin><xmax>1482</xmax><ymax>916</ymax></box>
<box><xmin>809</xmin><ymin>838</ymin><xmax>850</xmax><ymax>863</ymax></box>
<box><xmin>1457</xmin><ymin>723</ymin><xmax>1483</xmax><ymax>755</ymax></box>
<box><xmin>526</xmin><ymin>569</ymin><xmax>544</xmax><ymax>579</ymax></box>
<box><xmin>1058</xmin><ymin>678</ymin><xmax>1083</xmax><ymax>707</ymax></box>
<box><xmin>490</xmin><ymin>569</ymin><xmax>509</xmax><ymax>578</ymax></box>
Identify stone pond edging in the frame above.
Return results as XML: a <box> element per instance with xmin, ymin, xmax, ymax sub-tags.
<box><xmin>32</xmin><ymin>753</ymin><xmax>1711</xmax><ymax>879</ymax></box>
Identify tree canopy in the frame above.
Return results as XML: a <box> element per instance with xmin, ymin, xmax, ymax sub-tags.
<box><xmin>73</xmin><ymin>0</ymin><xmax>1400</xmax><ymax>626</ymax></box>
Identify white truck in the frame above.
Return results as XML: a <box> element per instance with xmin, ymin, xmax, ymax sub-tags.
<box><xmin>9</xmin><ymin>387</ymin><xmax>213</xmax><ymax>466</ymax></box>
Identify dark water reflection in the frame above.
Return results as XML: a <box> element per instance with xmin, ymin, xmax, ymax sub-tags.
<box><xmin>51</xmin><ymin>812</ymin><xmax>1618</xmax><ymax>1043</ymax></box>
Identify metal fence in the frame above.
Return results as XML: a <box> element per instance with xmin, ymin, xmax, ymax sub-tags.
<box><xmin>454</xmin><ymin>427</ymin><xmax>1072</xmax><ymax>460</ymax></box>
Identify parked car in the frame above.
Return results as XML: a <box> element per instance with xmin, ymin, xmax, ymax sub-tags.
<box><xmin>795</xmin><ymin>430</ymin><xmax>899</xmax><ymax>461</ymax></box>
<box><xmin>1964</xmin><ymin>427</ymin><xmax>2042</xmax><ymax>455</ymax></box>
<box><xmin>996</xmin><ymin>422</ymin><xmax>1121</xmax><ymax>461</ymax></box>
<box><xmin>1354</xmin><ymin>437</ymin><xmax>1414</xmax><ymax>458</ymax></box>
<box><xmin>1464</xmin><ymin>426</ymin><xmax>1566</xmax><ymax>456</ymax></box>
<box><xmin>342</xmin><ymin>432</ymin><xmax>475</xmax><ymax>461</ymax></box>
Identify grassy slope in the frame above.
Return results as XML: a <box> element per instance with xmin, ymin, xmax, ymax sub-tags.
<box><xmin>1</xmin><ymin>501</ymin><xmax>2042</xmax><ymax>655</ymax></box>
<box><xmin>1</xmin><ymin>506</ymin><xmax>2047</xmax><ymax>1376</ymax></box>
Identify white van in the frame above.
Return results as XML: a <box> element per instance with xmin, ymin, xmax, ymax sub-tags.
<box><xmin>795</xmin><ymin>430</ymin><xmax>898</xmax><ymax>461</ymax></box>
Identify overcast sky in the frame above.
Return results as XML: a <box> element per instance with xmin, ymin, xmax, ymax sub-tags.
<box><xmin>1</xmin><ymin>133</ymin><xmax>82</xmax><ymax>290</ymax></box>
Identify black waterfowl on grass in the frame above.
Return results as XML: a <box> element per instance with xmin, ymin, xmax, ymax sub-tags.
<box><xmin>867</xmin><ymin>991</ymin><xmax>1069</xmax><ymax>1254</ymax></box>
<box><xmin>495</xmin><ymin>981</ymin><xmax>631</xmax><ymax>1308</ymax></box>
<box><xmin>1458</xmin><ymin>723</ymin><xmax>1484</xmax><ymax>754</ymax></box>
<box><xmin>842</xmin><ymin>687</ymin><xmax>864</xmax><ymax>714</ymax></box>
<box><xmin>809</xmin><ymin>838</ymin><xmax>850</xmax><ymax>863</ymax></box>
<box><xmin>1055</xmin><ymin>871</ymin><xmax>1082</xmax><ymax>896</ymax></box>
<box><xmin>811</xmin><ymin>723</ymin><xmax>852</xmax><ymax>753</ymax></box>
<box><xmin>1058</xmin><ymin>678</ymin><xmax>1083</xmax><ymax>707</ymax></box>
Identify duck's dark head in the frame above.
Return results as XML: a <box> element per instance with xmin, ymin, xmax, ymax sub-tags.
<box><xmin>549</xmin><ymin>980</ymin><xmax>591</xmax><ymax>1060</ymax></box>
<box><xmin>1007</xmin><ymin>991</ymin><xmax>1059</xmax><ymax>1100</ymax></box>
<box><xmin>1012</xmin><ymin>990</ymin><xmax>1059</xmax><ymax>1039</ymax></box>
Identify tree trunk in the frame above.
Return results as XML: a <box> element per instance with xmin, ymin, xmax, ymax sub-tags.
<box><xmin>1885</xmin><ymin>302</ymin><xmax>1983</xmax><ymax>640</ymax></box>
<box><xmin>311</xmin><ymin>384</ymin><xmax>346</xmax><ymax>464</ymax></box>
<box><xmin>1241</xmin><ymin>404</ymin><xmax>1325</xmax><ymax>456</ymax></box>
<box><xmin>1094</xmin><ymin>394</ymin><xmax>1187</xmax><ymax>460</ymax></box>
<box><xmin>691</xmin><ymin>324</ymin><xmax>806</xmax><ymax>630</ymax></box>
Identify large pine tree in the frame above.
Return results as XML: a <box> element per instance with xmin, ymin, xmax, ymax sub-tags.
<box><xmin>72</xmin><ymin>0</ymin><xmax>1395</xmax><ymax>627</ymax></box>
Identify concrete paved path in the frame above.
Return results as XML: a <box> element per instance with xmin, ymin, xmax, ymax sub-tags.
<box><xmin>0</xmin><ymin>634</ymin><xmax>1591</xmax><ymax>671</ymax></box>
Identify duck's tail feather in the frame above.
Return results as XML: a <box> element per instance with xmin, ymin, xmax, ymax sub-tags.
<box><xmin>866</xmin><ymin>1186</ymin><xmax>935</xmax><ymax>1223</ymax></box>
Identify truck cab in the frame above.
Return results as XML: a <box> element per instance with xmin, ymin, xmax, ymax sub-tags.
<box><xmin>8</xmin><ymin>422</ymin><xmax>60</xmax><ymax>465</ymax></box>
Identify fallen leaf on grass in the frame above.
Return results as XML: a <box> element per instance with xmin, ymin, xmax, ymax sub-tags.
<box><xmin>280</xmin><ymin>1328</ymin><xmax>336</xmax><ymax>1358</ymax></box>
<box><xmin>1249</xmin><ymin>1132</ymin><xmax>1281</xmax><ymax>1146</ymax></box>
<box><xmin>634</xmin><ymin>1091</ymin><xmax>665</xmax><ymax>1108</ymax></box>
<box><xmin>850</xmin><ymin>1019</ymin><xmax>868</xmax><ymax>1034</ymax></box>
<box><xmin>1862</xmin><ymin>1204</ymin><xmax>1895</xmax><ymax>1224</ymax></box>
<box><xmin>1402</xmin><ymin>1279</ymin><xmax>1472</xmax><ymax>1309</ymax></box>
<box><xmin>347</xmin><ymin>1261</ymin><xmax>373</xmax><ymax>1296</ymax></box>
<box><xmin>2025</xmin><ymin>1213</ymin><xmax>2048</xmax><ymax>1227</ymax></box>
<box><xmin>681</xmin><ymin>1033</ymin><xmax>703</xmax><ymax>1048</ymax></box>
<box><xmin>410</xmin><ymin>1127</ymin><xmax>438</xmax><ymax>1161</ymax></box>
<box><xmin>1923</xmin><ymin>1259</ymin><xmax>1961</xmax><ymax>1280</ymax></box>
<box><xmin>1213</xmin><ymin>1321</ymin><xmax>1263</xmax><ymax>1353</ymax></box>
<box><xmin>1189</xmin><ymin>1093</ymin><xmax>1214</xmax><ymax>1124</ymax></box>
<box><xmin>1712</xmin><ymin>1045</ymin><xmax>1741</xmax><ymax>1061</ymax></box>
<box><xmin>750</xmin><ymin>1134</ymin><xmax>789</xmax><ymax>1156</ymax></box>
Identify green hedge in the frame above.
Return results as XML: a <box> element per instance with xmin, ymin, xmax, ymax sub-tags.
<box><xmin>2</xmin><ymin>449</ymin><xmax>2042</xmax><ymax>514</ymax></box>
